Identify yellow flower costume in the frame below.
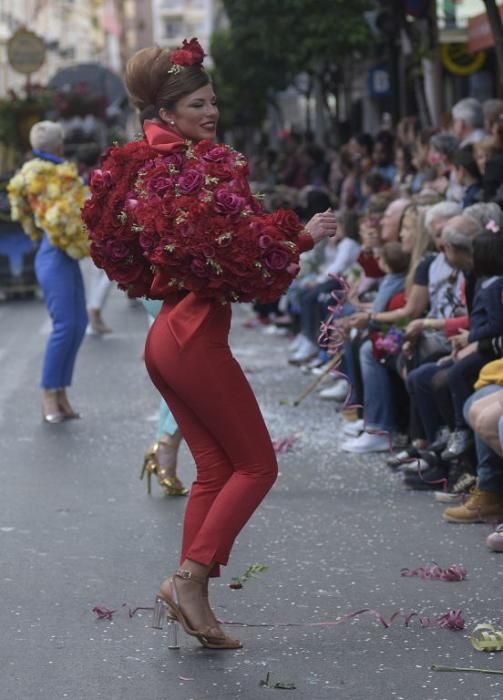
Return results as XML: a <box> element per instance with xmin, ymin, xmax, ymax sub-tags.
<box><xmin>7</xmin><ymin>159</ymin><xmax>90</xmax><ymax>259</ymax></box>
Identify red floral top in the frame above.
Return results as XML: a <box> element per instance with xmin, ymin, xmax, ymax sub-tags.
<box><xmin>82</xmin><ymin>123</ymin><xmax>313</xmax><ymax>302</ymax></box>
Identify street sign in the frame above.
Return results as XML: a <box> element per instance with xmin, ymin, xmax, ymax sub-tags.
<box><xmin>7</xmin><ymin>28</ymin><xmax>46</xmax><ymax>75</ymax></box>
<box><xmin>369</xmin><ymin>65</ymin><xmax>391</xmax><ymax>97</ymax></box>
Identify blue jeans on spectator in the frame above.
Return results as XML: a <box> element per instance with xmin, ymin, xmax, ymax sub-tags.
<box><xmin>35</xmin><ymin>235</ymin><xmax>87</xmax><ymax>389</ymax></box>
<box><xmin>359</xmin><ymin>339</ymin><xmax>397</xmax><ymax>432</ymax></box>
<box><xmin>464</xmin><ymin>385</ymin><xmax>503</xmax><ymax>493</ymax></box>
<box><xmin>448</xmin><ymin>352</ymin><xmax>488</xmax><ymax>430</ymax></box>
<box><xmin>298</xmin><ymin>279</ymin><xmax>339</xmax><ymax>342</ymax></box>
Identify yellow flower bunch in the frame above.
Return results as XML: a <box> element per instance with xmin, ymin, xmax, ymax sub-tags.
<box><xmin>7</xmin><ymin>158</ymin><xmax>90</xmax><ymax>259</ymax></box>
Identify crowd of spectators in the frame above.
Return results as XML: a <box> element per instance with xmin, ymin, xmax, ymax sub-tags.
<box><xmin>248</xmin><ymin>97</ymin><xmax>503</xmax><ymax>553</ymax></box>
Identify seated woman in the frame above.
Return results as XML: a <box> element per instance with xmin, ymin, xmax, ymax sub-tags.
<box><xmin>341</xmin><ymin>204</ymin><xmax>432</xmax><ymax>453</ymax></box>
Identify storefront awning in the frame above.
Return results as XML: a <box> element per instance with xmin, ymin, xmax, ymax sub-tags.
<box><xmin>468</xmin><ymin>6</ymin><xmax>503</xmax><ymax>53</ymax></box>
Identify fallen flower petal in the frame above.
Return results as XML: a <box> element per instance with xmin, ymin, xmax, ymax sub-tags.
<box><xmin>92</xmin><ymin>605</ymin><xmax>117</xmax><ymax>620</ymax></box>
<box><xmin>272</xmin><ymin>434</ymin><xmax>299</xmax><ymax>453</ymax></box>
<box><xmin>401</xmin><ymin>563</ymin><xmax>467</xmax><ymax>582</ymax></box>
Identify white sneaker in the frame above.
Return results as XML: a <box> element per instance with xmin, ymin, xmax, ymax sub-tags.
<box><xmin>342</xmin><ymin>418</ymin><xmax>364</xmax><ymax>437</ymax></box>
<box><xmin>341</xmin><ymin>431</ymin><xmax>389</xmax><ymax>453</ymax></box>
<box><xmin>289</xmin><ymin>336</ymin><xmax>319</xmax><ymax>364</ymax></box>
<box><xmin>288</xmin><ymin>334</ymin><xmax>303</xmax><ymax>352</ymax></box>
<box><xmin>318</xmin><ymin>379</ymin><xmax>349</xmax><ymax>401</ymax></box>
<box><xmin>262</xmin><ymin>324</ymin><xmax>288</xmax><ymax>336</ymax></box>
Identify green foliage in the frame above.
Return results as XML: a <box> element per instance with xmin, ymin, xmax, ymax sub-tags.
<box><xmin>212</xmin><ymin>0</ymin><xmax>373</xmax><ymax>130</ymax></box>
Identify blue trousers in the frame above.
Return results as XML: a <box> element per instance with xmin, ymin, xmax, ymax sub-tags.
<box><xmin>35</xmin><ymin>236</ymin><xmax>87</xmax><ymax>389</ymax></box>
<box><xmin>359</xmin><ymin>339</ymin><xmax>397</xmax><ymax>432</ymax></box>
<box><xmin>464</xmin><ymin>385</ymin><xmax>503</xmax><ymax>493</ymax></box>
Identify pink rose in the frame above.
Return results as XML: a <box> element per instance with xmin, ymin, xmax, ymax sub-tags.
<box><xmin>178</xmin><ymin>169</ymin><xmax>204</xmax><ymax>194</ymax></box>
<box><xmin>214</xmin><ymin>189</ymin><xmax>245</xmax><ymax>217</ymax></box>
<box><xmin>287</xmin><ymin>262</ymin><xmax>300</xmax><ymax>277</ymax></box>
<box><xmin>262</xmin><ymin>246</ymin><xmax>290</xmax><ymax>271</ymax></box>
<box><xmin>203</xmin><ymin>146</ymin><xmax>230</xmax><ymax>163</ymax></box>
<box><xmin>259</xmin><ymin>234</ymin><xmax>273</xmax><ymax>249</ymax></box>
<box><xmin>163</xmin><ymin>152</ymin><xmax>184</xmax><ymax>169</ymax></box>
<box><xmin>125</xmin><ymin>197</ymin><xmax>138</xmax><ymax>211</ymax></box>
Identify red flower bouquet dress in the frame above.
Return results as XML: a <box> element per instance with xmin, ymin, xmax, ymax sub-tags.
<box><xmin>82</xmin><ymin>122</ymin><xmax>314</xmax><ymax>577</ymax></box>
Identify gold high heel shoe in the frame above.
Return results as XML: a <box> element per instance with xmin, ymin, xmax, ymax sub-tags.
<box><xmin>152</xmin><ymin>569</ymin><xmax>242</xmax><ymax>650</ymax></box>
<box><xmin>140</xmin><ymin>443</ymin><xmax>189</xmax><ymax>496</ymax></box>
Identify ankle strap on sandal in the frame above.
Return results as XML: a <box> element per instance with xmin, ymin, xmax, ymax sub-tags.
<box><xmin>175</xmin><ymin>568</ymin><xmax>206</xmax><ymax>585</ymax></box>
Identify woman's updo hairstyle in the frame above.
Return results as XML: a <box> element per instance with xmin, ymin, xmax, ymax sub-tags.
<box><xmin>125</xmin><ymin>45</ymin><xmax>210</xmax><ymax>123</ymax></box>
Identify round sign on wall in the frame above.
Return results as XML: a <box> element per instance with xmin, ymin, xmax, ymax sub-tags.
<box><xmin>7</xmin><ymin>28</ymin><xmax>46</xmax><ymax>75</ymax></box>
<box><xmin>441</xmin><ymin>43</ymin><xmax>486</xmax><ymax>77</ymax></box>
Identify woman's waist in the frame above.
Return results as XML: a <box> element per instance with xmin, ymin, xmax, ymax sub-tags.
<box><xmin>156</xmin><ymin>292</ymin><xmax>231</xmax><ymax>347</ymax></box>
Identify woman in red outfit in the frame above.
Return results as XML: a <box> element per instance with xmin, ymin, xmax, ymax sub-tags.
<box><xmin>84</xmin><ymin>40</ymin><xmax>337</xmax><ymax>650</ymax></box>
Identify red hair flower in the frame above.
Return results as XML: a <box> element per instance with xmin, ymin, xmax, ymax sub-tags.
<box><xmin>169</xmin><ymin>38</ymin><xmax>206</xmax><ymax>70</ymax></box>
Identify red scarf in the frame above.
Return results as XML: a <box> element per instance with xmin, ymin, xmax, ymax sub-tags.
<box><xmin>143</xmin><ymin>120</ymin><xmax>185</xmax><ymax>153</ymax></box>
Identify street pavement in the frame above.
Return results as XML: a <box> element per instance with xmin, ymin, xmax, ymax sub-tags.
<box><xmin>1</xmin><ymin>285</ymin><xmax>503</xmax><ymax>700</ymax></box>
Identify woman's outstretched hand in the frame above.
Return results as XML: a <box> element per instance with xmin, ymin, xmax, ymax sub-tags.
<box><xmin>305</xmin><ymin>209</ymin><xmax>338</xmax><ymax>244</ymax></box>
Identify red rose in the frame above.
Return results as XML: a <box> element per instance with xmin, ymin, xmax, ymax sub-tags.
<box><xmin>82</xmin><ymin>199</ymin><xmax>102</xmax><ymax>229</ymax></box>
<box><xmin>139</xmin><ymin>229</ymin><xmax>159</xmax><ymax>252</ymax></box>
<box><xmin>90</xmin><ymin>168</ymin><xmax>113</xmax><ymax>196</ymax></box>
<box><xmin>106</xmin><ymin>238</ymin><xmax>130</xmax><ymax>262</ymax></box>
<box><xmin>262</xmin><ymin>245</ymin><xmax>291</xmax><ymax>271</ymax></box>
<box><xmin>170</xmin><ymin>38</ymin><xmax>205</xmax><ymax>66</ymax></box>
<box><xmin>270</xmin><ymin>209</ymin><xmax>302</xmax><ymax>235</ymax></box>
<box><xmin>190</xmin><ymin>257</ymin><xmax>209</xmax><ymax>277</ymax></box>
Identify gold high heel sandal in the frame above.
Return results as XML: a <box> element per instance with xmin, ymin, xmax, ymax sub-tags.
<box><xmin>140</xmin><ymin>443</ymin><xmax>189</xmax><ymax>496</ymax></box>
<box><xmin>152</xmin><ymin>569</ymin><xmax>242</xmax><ymax>650</ymax></box>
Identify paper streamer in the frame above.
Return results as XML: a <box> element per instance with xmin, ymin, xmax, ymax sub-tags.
<box><xmin>470</xmin><ymin>623</ymin><xmax>503</xmax><ymax>652</ymax></box>
<box><xmin>93</xmin><ymin>604</ymin><xmax>464</xmax><ymax>632</ymax></box>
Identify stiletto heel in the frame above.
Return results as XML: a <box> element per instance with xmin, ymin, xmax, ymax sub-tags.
<box><xmin>167</xmin><ymin>619</ymin><xmax>180</xmax><ymax>649</ymax></box>
<box><xmin>152</xmin><ymin>595</ymin><xmax>166</xmax><ymax>629</ymax></box>
<box><xmin>140</xmin><ymin>443</ymin><xmax>188</xmax><ymax>497</ymax></box>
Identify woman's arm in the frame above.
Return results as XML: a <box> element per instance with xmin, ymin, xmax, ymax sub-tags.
<box><xmin>371</xmin><ymin>284</ymin><xmax>429</xmax><ymax>324</ymax></box>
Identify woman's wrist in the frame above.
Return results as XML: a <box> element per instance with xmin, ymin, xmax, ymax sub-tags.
<box><xmin>422</xmin><ymin>318</ymin><xmax>437</xmax><ymax>329</ymax></box>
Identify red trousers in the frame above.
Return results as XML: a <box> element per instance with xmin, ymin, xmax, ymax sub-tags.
<box><xmin>144</xmin><ymin>293</ymin><xmax>278</xmax><ymax>577</ymax></box>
